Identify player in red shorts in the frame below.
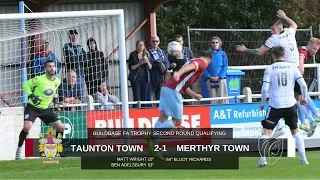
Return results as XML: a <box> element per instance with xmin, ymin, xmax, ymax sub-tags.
<box><xmin>145</xmin><ymin>50</ymin><xmax>212</xmax><ymax>160</ymax></box>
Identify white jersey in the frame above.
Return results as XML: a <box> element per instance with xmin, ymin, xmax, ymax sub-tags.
<box><xmin>262</xmin><ymin>61</ymin><xmax>303</xmax><ymax>108</ymax></box>
<box><xmin>265</xmin><ymin>28</ymin><xmax>299</xmax><ymax>67</ymax></box>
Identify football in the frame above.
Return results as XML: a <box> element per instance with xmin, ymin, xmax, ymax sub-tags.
<box><xmin>167</xmin><ymin>41</ymin><xmax>183</xmax><ymax>56</ymax></box>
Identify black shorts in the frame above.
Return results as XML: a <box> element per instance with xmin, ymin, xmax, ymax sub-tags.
<box><xmin>294</xmin><ymin>81</ymin><xmax>301</xmax><ymax>95</ymax></box>
<box><xmin>261</xmin><ymin>104</ymin><xmax>298</xmax><ymax>130</ymax></box>
<box><xmin>24</xmin><ymin>103</ymin><xmax>59</xmax><ymax>125</ymax></box>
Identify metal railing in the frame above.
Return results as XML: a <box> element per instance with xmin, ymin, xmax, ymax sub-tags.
<box><xmin>57</xmin><ymin>63</ymin><xmax>320</xmax><ymax>110</ymax></box>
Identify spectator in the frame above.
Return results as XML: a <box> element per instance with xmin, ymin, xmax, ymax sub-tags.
<box><xmin>63</xmin><ymin>29</ymin><xmax>86</xmax><ymax>101</ymax></box>
<box><xmin>168</xmin><ymin>35</ymin><xmax>194</xmax><ymax>73</ymax></box>
<box><xmin>58</xmin><ymin>70</ymin><xmax>82</xmax><ymax>111</ymax></box>
<box><xmin>32</xmin><ymin>40</ymin><xmax>60</xmax><ymax>76</ymax></box>
<box><xmin>201</xmin><ymin>36</ymin><xmax>228</xmax><ymax>104</ymax></box>
<box><xmin>128</xmin><ymin>40</ymin><xmax>152</xmax><ymax>108</ymax></box>
<box><xmin>85</xmin><ymin>37</ymin><xmax>108</xmax><ymax>96</ymax></box>
<box><xmin>95</xmin><ymin>80</ymin><xmax>119</xmax><ymax>110</ymax></box>
<box><xmin>147</xmin><ymin>35</ymin><xmax>170</xmax><ymax>102</ymax></box>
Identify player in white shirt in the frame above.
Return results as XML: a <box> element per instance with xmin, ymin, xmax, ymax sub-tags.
<box><xmin>257</xmin><ymin>46</ymin><xmax>309</xmax><ymax>167</ymax></box>
<box><xmin>236</xmin><ymin>9</ymin><xmax>312</xmax><ymax>137</ymax></box>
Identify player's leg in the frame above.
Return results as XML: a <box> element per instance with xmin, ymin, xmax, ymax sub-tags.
<box><xmin>150</xmin><ymin>110</ymin><xmax>169</xmax><ymax>144</ymax></box>
<box><xmin>156</xmin><ymin>87</ymin><xmax>183</xmax><ymax>129</ymax></box>
<box><xmin>284</xmin><ymin>104</ymin><xmax>308</xmax><ymax>164</ymax></box>
<box><xmin>16</xmin><ymin>107</ymin><xmax>38</xmax><ymax>160</ymax></box>
<box><xmin>151</xmin><ymin>86</ymin><xmax>182</xmax><ymax>134</ymax></box>
<box><xmin>272</xmin><ymin>120</ymin><xmax>285</xmax><ymax>138</ymax></box>
<box><xmin>257</xmin><ymin>106</ymin><xmax>281</xmax><ymax>168</ymax></box>
<box><xmin>152</xmin><ymin>87</ymin><xmax>170</xmax><ymax>129</ymax></box>
<box><xmin>146</xmin><ymin>87</ymin><xmax>182</xmax><ymax>160</ymax></box>
<box><xmin>295</xmin><ymin>90</ymin><xmax>317</xmax><ymax>136</ymax></box>
<box><xmin>40</xmin><ymin>109</ymin><xmax>65</xmax><ymax>138</ymax></box>
<box><xmin>306</xmin><ymin>94</ymin><xmax>320</xmax><ymax>121</ymax></box>
<box><xmin>145</xmin><ymin>87</ymin><xmax>170</xmax><ymax>155</ymax></box>
<box><xmin>297</xmin><ymin>101</ymin><xmax>318</xmax><ymax>137</ymax></box>
<box><xmin>273</xmin><ymin>84</ymin><xmax>300</xmax><ymax>138</ymax></box>
<box><xmin>144</xmin><ymin>109</ymin><xmax>168</xmax><ymax>161</ymax></box>
<box><xmin>294</xmin><ymin>82</ymin><xmax>317</xmax><ymax>127</ymax></box>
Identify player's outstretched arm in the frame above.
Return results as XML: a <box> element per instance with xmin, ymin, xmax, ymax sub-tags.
<box><xmin>295</xmin><ymin>70</ymin><xmax>308</xmax><ymax>103</ymax></box>
<box><xmin>277</xmin><ymin>9</ymin><xmax>298</xmax><ymax>31</ymax></box>
<box><xmin>260</xmin><ymin>82</ymin><xmax>270</xmax><ymax>109</ymax></box>
<box><xmin>297</xmin><ymin>78</ymin><xmax>308</xmax><ymax>104</ymax></box>
<box><xmin>260</xmin><ymin>68</ymin><xmax>270</xmax><ymax>109</ymax></box>
<box><xmin>236</xmin><ymin>44</ymin><xmax>269</xmax><ymax>56</ymax></box>
<box><xmin>298</xmin><ymin>54</ymin><xmax>305</xmax><ymax>75</ymax></box>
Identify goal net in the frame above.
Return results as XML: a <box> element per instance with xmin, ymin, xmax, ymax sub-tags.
<box><xmin>187</xmin><ymin>28</ymin><xmax>314</xmax><ymax>97</ymax></box>
<box><xmin>0</xmin><ymin>10</ymin><xmax>129</xmax><ymax>160</ymax></box>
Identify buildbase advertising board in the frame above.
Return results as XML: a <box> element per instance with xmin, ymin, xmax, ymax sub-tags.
<box><xmin>86</xmin><ymin>106</ymin><xmax>211</xmax><ymax>129</ymax></box>
<box><xmin>40</xmin><ymin>101</ymin><xmax>320</xmax><ymax>140</ymax></box>
<box><xmin>86</xmin><ymin>106</ymin><xmax>211</xmax><ymax>147</ymax></box>
<box><xmin>210</xmin><ymin>101</ymin><xmax>320</xmax><ymax>140</ymax></box>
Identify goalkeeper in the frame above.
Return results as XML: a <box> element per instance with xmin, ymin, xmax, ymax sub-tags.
<box><xmin>15</xmin><ymin>60</ymin><xmax>64</xmax><ymax>160</ymax></box>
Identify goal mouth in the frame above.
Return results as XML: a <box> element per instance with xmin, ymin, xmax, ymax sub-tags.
<box><xmin>0</xmin><ymin>9</ymin><xmax>130</xmax><ymax>160</ymax></box>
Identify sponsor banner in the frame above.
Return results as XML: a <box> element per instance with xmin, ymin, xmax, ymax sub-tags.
<box><xmin>211</xmin><ymin>122</ymin><xmax>263</xmax><ymax>139</ymax></box>
<box><xmin>210</xmin><ymin>100</ymin><xmax>320</xmax><ymax>139</ymax></box>
<box><xmin>210</xmin><ymin>103</ymin><xmax>267</xmax><ymax>125</ymax></box>
<box><xmin>86</xmin><ymin>106</ymin><xmax>211</xmax><ymax>129</ymax></box>
<box><xmin>40</xmin><ymin>111</ymin><xmax>88</xmax><ymax>138</ymax></box>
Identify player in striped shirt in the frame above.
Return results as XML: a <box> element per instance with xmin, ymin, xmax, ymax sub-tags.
<box><xmin>145</xmin><ymin>50</ymin><xmax>212</xmax><ymax>160</ymax></box>
<box><xmin>295</xmin><ymin>38</ymin><xmax>320</xmax><ymax>136</ymax></box>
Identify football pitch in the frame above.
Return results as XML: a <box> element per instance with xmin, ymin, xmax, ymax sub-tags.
<box><xmin>1</xmin><ymin>151</ymin><xmax>320</xmax><ymax>179</ymax></box>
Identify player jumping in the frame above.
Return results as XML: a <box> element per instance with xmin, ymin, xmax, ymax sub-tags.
<box><xmin>236</xmin><ymin>9</ymin><xmax>314</xmax><ymax>137</ymax></box>
<box><xmin>145</xmin><ymin>50</ymin><xmax>212</xmax><ymax>160</ymax></box>
<box><xmin>289</xmin><ymin>38</ymin><xmax>320</xmax><ymax>137</ymax></box>
<box><xmin>258</xmin><ymin>46</ymin><xmax>309</xmax><ymax>167</ymax></box>
<box><xmin>15</xmin><ymin>60</ymin><xmax>64</xmax><ymax>160</ymax></box>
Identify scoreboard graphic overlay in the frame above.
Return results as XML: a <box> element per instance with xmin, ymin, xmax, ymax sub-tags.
<box><xmin>25</xmin><ymin>128</ymin><xmax>296</xmax><ymax>169</ymax></box>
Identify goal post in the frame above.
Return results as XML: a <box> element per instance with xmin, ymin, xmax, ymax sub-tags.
<box><xmin>0</xmin><ymin>9</ymin><xmax>130</xmax><ymax>160</ymax></box>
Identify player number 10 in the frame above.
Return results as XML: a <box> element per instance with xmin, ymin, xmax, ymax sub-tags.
<box><xmin>276</xmin><ymin>72</ymin><xmax>288</xmax><ymax>87</ymax></box>
<box><xmin>154</xmin><ymin>145</ymin><xmax>167</xmax><ymax>152</ymax></box>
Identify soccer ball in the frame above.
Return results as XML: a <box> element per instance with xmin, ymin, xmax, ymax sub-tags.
<box><xmin>167</xmin><ymin>41</ymin><xmax>183</xmax><ymax>56</ymax></box>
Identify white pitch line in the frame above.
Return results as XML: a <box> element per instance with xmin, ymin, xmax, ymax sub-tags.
<box><xmin>2</xmin><ymin>166</ymin><xmax>79</xmax><ymax>175</ymax></box>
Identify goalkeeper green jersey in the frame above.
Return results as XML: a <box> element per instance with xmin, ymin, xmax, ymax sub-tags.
<box><xmin>23</xmin><ymin>74</ymin><xmax>61</xmax><ymax>109</ymax></box>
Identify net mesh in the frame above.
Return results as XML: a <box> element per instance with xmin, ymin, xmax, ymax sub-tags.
<box><xmin>188</xmin><ymin>28</ymin><xmax>314</xmax><ymax>100</ymax></box>
<box><xmin>0</xmin><ymin>13</ymin><xmax>124</xmax><ymax>139</ymax></box>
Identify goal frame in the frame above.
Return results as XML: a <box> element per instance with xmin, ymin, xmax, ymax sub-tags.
<box><xmin>0</xmin><ymin>9</ymin><xmax>130</xmax><ymax>128</ymax></box>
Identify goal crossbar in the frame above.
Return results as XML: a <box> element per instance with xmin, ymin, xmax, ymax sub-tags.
<box><xmin>0</xmin><ymin>9</ymin><xmax>124</xmax><ymax>20</ymax></box>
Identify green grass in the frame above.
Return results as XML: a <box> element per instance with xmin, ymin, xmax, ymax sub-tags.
<box><xmin>1</xmin><ymin>151</ymin><xmax>320</xmax><ymax>179</ymax></box>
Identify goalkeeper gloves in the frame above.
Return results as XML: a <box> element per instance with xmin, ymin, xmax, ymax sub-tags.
<box><xmin>52</xmin><ymin>95</ymin><xmax>61</xmax><ymax>112</ymax></box>
<box><xmin>53</xmin><ymin>95</ymin><xmax>59</xmax><ymax>104</ymax></box>
<box><xmin>28</xmin><ymin>94</ymin><xmax>42</xmax><ymax>106</ymax></box>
